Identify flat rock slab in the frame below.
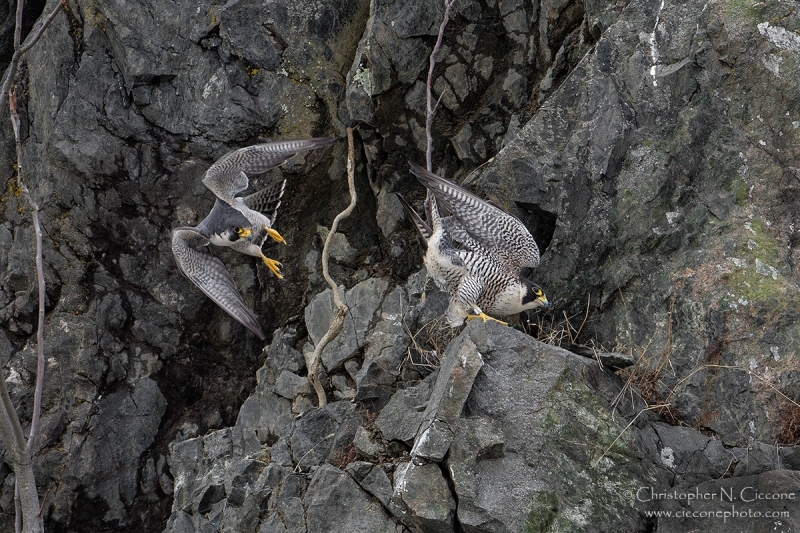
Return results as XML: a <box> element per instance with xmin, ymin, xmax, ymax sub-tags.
<box><xmin>376</xmin><ymin>375</ymin><xmax>435</xmax><ymax>444</ymax></box>
<box><xmin>391</xmin><ymin>462</ymin><xmax>456</xmax><ymax>533</ymax></box>
<box><xmin>305</xmin><ymin>464</ymin><xmax>397</xmax><ymax>533</ymax></box>
<box><xmin>411</xmin><ymin>331</ymin><xmax>484</xmax><ymax>462</ymax></box>
<box><xmin>345</xmin><ymin>461</ymin><xmax>394</xmax><ymax>506</ymax></box>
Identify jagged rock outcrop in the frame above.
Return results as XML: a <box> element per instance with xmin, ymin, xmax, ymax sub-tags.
<box><xmin>164</xmin><ymin>319</ymin><xmax>651</xmax><ymax>532</ymax></box>
<box><xmin>163</xmin><ymin>313</ymin><xmax>800</xmax><ymax>532</ymax></box>
<box><xmin>0</xmin><ymin>0</ymin><xmax>365</xmax><ymax>529</ymax></box>
<box><xmin>471</xmin><ymin>0</ymin><xmax>800</xmax><ymax>447</ymax></box>
<box><xmin>0</xmin><ymin>0</ymin><xmax>797</xmax><ymax>530</ymax></box>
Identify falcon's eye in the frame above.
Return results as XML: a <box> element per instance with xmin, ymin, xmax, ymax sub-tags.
<box><xmin>234</xmin><ymin>227</ymin><xmax>252</xmax><ymax>239</ymax></box>
<box><xmin>535</xmin><ymin>289</ymin><xmax>542</xmax><ymax>297</ymax></box>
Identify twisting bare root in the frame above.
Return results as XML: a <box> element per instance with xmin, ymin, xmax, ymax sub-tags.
<box><xmin>306</xmin><ymin>128</ymin><xmax>357</xmax><ymax>406</ymax></box>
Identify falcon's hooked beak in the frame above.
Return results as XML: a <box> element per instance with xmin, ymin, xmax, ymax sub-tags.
<box><xmin>536</xmin><ymin>293</ymin><xmax>549</xmax><ymax>309</ymax></box>
<box><xmin>234</xmin><ymin>227</ymin><xmax>252</xmax><ymax>239</ymax></box>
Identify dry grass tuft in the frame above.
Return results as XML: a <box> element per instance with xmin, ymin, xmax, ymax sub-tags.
<box><xmin>329</xmin><ymin>445</ymin><xmax>358</xmax><ymax>469</ymax></box>
<box><xmin>779</xmin><ymin>400</ymin><xmax>800</xmax><ymax>446</ymax></box>
<box><xmin>403</xmin><ymin>315</ymin><xmax>460</xmax><ymax>370</ymax></box>
<box><xmin>528</xmin><ymin>294</ymin><xmax>592</xmax><ymax>347</ymax></box>
<box><xmin>615</xmin><ymin>343</ymin><xmax>682</xmax><ymax>424</ymax></box>
<box><xmin>610</xmin><ymin>295</ymin><xmax>682</xmax><ymax>423</ymax></box>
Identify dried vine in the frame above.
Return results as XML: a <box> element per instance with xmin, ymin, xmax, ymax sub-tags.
<box><xmin>306</xmin><ymin>127</ymin><xmax>357</xmax><ymax>406</ymax></box>
<box><xmin>425</xmin><ymin>0</ymin><xmax>458</xmax><ymax>171</ymax></box>
<box><xmin>0</xmin><ymin>1</ymin><xmax>66</xmax><ymax>531</ymax></box>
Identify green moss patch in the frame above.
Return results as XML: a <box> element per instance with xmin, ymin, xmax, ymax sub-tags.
<box><xmin>525</xmin><ymin>491</ymin><xmax>559</xmax><ymax>533</ymax></box>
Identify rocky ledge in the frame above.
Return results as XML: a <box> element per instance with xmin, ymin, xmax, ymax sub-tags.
<box><xmin>166</xmin><ymin>274</ymin><xmax>800</xmax><ymax>532</ymax></box>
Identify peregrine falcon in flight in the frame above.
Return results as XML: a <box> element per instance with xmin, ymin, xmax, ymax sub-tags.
<box><xmin>399</xmin><ymin>162</ymin><xmax>548</xmax><ymax>327</ymax></box>
<box><xmin>171</xmin><ymin>137</ymin><xmax>337</xmax><ymax>339</ymax></box>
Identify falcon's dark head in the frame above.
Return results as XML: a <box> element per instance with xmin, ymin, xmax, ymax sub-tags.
<box><xmin>216</xmin><ymin>226</ymin><xmax>251</xmax><ymax>243</ymax></box>
<box><xmin>520</xmin><ymin>279</ymin><xmax>549</xmax><ymax>310</ymax></box>
<box><xmin>202</xmin><ymin>199</ymin><xmax>253</xmax><ymax>243</ymax></box>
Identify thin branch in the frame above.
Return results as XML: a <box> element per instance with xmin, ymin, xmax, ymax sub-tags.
<box><xmin>292</xmin><ymin>432</ymin><xmax>336</xmax><ymax>473</ymax></box>
<box><xmin>425</xmin><ymin>0</ymin><xmax>457</xmax><ymax>171</ymax></box>
<box><xmin>9</xmin><ymin>89</ymin><xmax>46</xmax><ymax>451</ymax></box>
<box><xmin>322</xmin><ymin>129</ymin><xmax>357</xmax><ymax>310</ymax></box>
<box><xmin>19</xmin><ymin>1</ymin><xmax>65</xmax><ymax>56</ymax></box>
<box><xmin>0</xmin><ymin>354</ymin><xmax>42</xmax><ymax>533</ymax></box>
<box><xmin>8</xmin><ymin>84</ymin><xmax>46</xmax><ymax>533</ymax></box>
<box><xmin>0</xmin><ymin>3</ymin><xmax>64</xmax><ymax>531</ymax></box>
<box><xmin>665</xmin><ymin>364</ymin><xmax>800</xmax><ymax>409</ymax></box>
<box><xmin>432</xmin><ymin>89</ymin><xmax>446</xmax><ymax>117</ymax></box>
<box><xmin>38</xmin><ymin>484</ymin><xmax>51</xmax><ymax>515</ymax></box>
<box><xmin>0</xmin><ymin>372</ymin><xmax>28</xmax><ymax>457</ymax></box>
<box><xmin>15</xmin><ymin>0</ymin><xmax>24</xmax><ymax>49</ymax></box>
<box><xmin>307</xmin><ymin>128</ymin><xmax>358</xmax><ymax>406</ymax></box>
<box><xmin>459</xmin><ymin>156</ymin><xmax>493</xmax><ymax>186</ymax></box>
<box><xmin>0</xmin><ymin>0</ymin><xmax>65</xmax><ymax>115</ymax></box>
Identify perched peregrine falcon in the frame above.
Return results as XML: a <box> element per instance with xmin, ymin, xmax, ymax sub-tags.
<box><xmin>171</xmin><ymin>137</ymin><xmax>336</xmax><ymax>339</ymax></box>
<box><xmin>399</xmin><ymin>162</ymin><xmax>548</xmax><ymax>327</ymax></box>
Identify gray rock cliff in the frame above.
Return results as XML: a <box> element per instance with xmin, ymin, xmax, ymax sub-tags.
<box><xmin>0</xmin><ymin>0</ymin><xmax>797</xmax><ymax>531</ymax></box>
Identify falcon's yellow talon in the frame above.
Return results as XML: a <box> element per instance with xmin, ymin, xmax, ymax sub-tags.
<box><xmin>261</xmin><ymin>256</ymin><xmax>284</xmax><ymax>279</ymax></box>
<box><xmin>466</xmin><ymin>312</ymin><xmax>507</xmax><ymax>326</ymax></box>
<box><xmin>265</xmin><ymin>226</ymin><xmax>286</xmax><ymax>245</ymax></box>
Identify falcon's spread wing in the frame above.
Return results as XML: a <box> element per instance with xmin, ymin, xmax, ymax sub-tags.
<box><xmin>396</xmin><ymin>193</ymin><xmax>431</xmax><ymax>244</ymax></box>
<box><xmin>203</xmin><ymin>138</ymin><xmax>337</xmax><ymax>204</ymax></box>
<box><xmin>171</xmin><ymin>227</ymin><xmax>265</xmax><ymax>339</ymax></box>
<box><xmin>409</xmin><ymin>162</ymin><xmax>540</xmax><ymax>272</ymax></box>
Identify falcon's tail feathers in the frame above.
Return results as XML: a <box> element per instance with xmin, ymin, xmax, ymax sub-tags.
<box><xmin>409</xmin><ymin>161</ymin><xmax>487</xmax><ymax>221</ymax></box>
<box><xmin>242</xmin><ymin>180</ymin><xmax>286</xmax><ymax>222</ymax></box>
<box><xmin>396</xmin><ymin>193</ymin><xmax>431</xmax><ymax>245</ymax></box>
